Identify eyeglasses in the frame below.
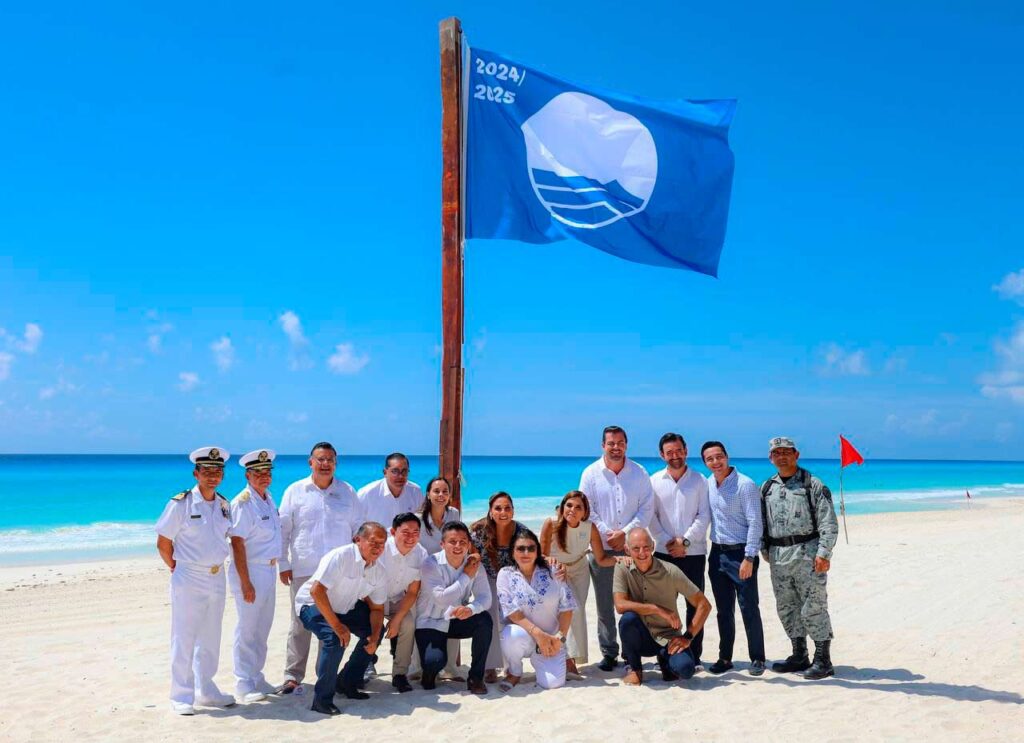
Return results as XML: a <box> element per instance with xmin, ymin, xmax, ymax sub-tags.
<box><xmin>514</xmin><ymin>545</ymin><xmax>537</xmax><ymax>553</ymax></box>
<box><xmin>386</xmin><ymin>468</ymin><xmax>410</xmax><ymax>476</ymax></box>
<box><xmin>313</xmin><ymin>457</ymin><xmax>337</xmax><ymax>465</ymax></box>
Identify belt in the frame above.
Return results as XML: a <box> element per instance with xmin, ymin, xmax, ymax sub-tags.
<box><xmin>711</xmin><ymin>542</ymin><xmax>746</xmax><ymax>551</ymax></box>
<box><xmin>178</xmin><ymin>561</ymin><xmax>224</xmax><ymax>574</ymax></box>
<box><xmin>766</xmin><ymin>531</ymin><xmax>819</xmax><ymax>548</ymax></box>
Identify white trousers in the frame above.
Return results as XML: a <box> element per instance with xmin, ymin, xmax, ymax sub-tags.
<box><xmin>229</xmin><ymin>562</ymin><xmax>276</xmax><ymax>693</ymax></box>
<box><xmin>170</xmin><ymin>564</ymin><xmax>226</xmax><ymax>704</ymax></box>
<box><xmin>500</xmin><ymin>624</ymin><xmax>567</xmax><ymax>689</ymax></box>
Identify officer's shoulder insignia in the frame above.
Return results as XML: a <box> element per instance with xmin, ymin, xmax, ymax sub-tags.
<box><xmin>239</xmin><ymin>490</ymin><xmax>251</xmax><ymax>503</ymax></box>
<box><xmin>171</xmin><ymin>489</ymin><xmax>190</xmax><ymax>501</ymax></box>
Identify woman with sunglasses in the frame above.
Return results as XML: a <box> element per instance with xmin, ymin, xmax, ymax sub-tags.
<box><xmin>495</xmin><ymin>529</ymin><xmax>577</xmax><ymax>690</ymax></box>
<box><xmin>540</xmin><ymin>490</ymin><xmax>621</xmax><ymax>677</ymax></box>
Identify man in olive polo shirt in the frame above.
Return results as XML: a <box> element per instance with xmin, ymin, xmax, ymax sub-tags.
<box><xmin>613</xmin><ymin>528</ymin><xmax>712</xmax><ymax>685</ymax></box>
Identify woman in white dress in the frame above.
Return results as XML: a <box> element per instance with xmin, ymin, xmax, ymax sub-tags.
<box><xmin>540</xmin><ymin>490</ymin><xmax>621</xmax><ymax>676</ymax></box>
<box><xmin>496</xmin><ymin>529</ymin><xmax>576</xmax><ymax>690</ymax></box>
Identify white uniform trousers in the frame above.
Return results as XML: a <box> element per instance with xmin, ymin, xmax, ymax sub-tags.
<box><xmin>170</xmin><ymin>563</ymin><xmax>227</xmax><ymax>704</ymax></box>
<box><xmin>500</xmin><ymin>624</ymin><xmax>567</xmax><ymax>689</ymax></box>
<box><xmin>284</xmin><ymin>574</ymin><xmax>314</xmax><ymax>682</ymax></box>
<box><xmin>229</xmin><ymin>562</ymin><xmax>276</xmax><ymax>694</ymax></box>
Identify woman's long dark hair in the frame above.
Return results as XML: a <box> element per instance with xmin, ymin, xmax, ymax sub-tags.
<box><xmin>470</xmin><ymin>491</ymin><xmax>514</xmax><ymax>569</ymax></box>
<box><xmin>419</xmin><ymin>476</ymin><xmax>452</xmax><ymax>535</ymax></box>
<box><xmin>513</xmin><ymin>528</ymin><xmax>550</xmax><ymax>573</ymax></box>
<box><xmin>553</xmin><ymin>490</ymin><xmax>591</xmax><ymax>553</ymax></box>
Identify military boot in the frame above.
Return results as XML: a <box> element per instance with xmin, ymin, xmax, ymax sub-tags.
<box><xmin>771</xmin><ymin>637</ymin><xmax>811</xmax><ymax>673</ymax></box>
<box><xmin>803</xmin><ymin>640</ymin><xmax>834</xmax><ymax>680</ymax></box>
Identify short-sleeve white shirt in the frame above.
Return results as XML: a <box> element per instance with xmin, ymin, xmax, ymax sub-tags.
<box><xmin>155</xmin><ymin>486</ymin><xmax>231</xmax><ymax>565</ymax></box>
<box><xmin>357</xmin><ymin>478</ymin><xmax>423</xmax><ymax>531</ymax></box>
<box><xmin>293</xmin><ymin>543</ymin><xmax>387</xmax><ymax>616</ymax></box>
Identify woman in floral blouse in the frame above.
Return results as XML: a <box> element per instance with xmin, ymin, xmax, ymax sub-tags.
<box><xmin>496</xmin><ymin>529</ymin><xmax>577</xmax><ymax>690</ymax></box>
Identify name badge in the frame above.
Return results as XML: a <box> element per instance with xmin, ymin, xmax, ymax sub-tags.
<box><xmin>261</xmin><ymin>516</ymin><xmax>270</xmax><ymax>521</ymax></box>
<box><xmin>190</xmin><ymin>514</ymin><xmax>202</xmax><ymax>519</ymax></box>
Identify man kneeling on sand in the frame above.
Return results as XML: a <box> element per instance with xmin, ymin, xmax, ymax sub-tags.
<box><xmin>613</xmin><ymin>528</ymin><xmax>711</xmax><ymax>685</ymax></box>
<box><xmin>294</xmin><ymin>522</ymin><xmax>388</xmax><ymax>716</ymax></box>
<box><xmin>415</xmin><ymin>522</ymin><xmax>493</xmax><ymax>695</ymax></box>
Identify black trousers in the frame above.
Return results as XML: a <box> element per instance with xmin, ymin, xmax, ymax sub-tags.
<box><xmin>654</xmin><ymin>552</ymin><xmax>706</xmax><ymax>664</ymax></box>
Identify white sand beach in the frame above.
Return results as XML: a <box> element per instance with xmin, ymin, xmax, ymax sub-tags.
<box><xmin>2</xmin><ymin>498</ymin><xmax>1021</xmax><ymax>742</ymax></box>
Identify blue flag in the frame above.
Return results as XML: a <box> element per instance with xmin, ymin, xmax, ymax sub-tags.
<box><xmin>465</xmin><ymin>46</ymin><xmax>736</xmax><ymax>277</ymax></box>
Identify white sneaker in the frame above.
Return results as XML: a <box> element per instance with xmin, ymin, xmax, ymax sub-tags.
<box><xmin>195</xmin><ymin>691</ymin><xmax>236</xmax><ymax>707</ymax></box>
<box><xmin>170</xmin><ymin>701</ymin><xmax>195</xmax><ymax>715</ymax></box>
<box><xmin>242</xmin><ymin>691</ymin><xmax>266</xmax><ymax>703</ymax></box>
<box><xmin>255</xmin><ymin>679</ymin><xmax>277</xmax><ymax>695</ymax></box>
<box><xmin>364</xmin><ymin>663</ymin><xmax>377</xmax><ymax>682</ymax></box>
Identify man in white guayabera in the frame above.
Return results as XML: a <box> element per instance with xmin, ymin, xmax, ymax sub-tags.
<box><xmin>277</xmin><ymin>441</ymin><xmax>364</xmax><ymax>695</ymax></box>
<box><xmin>578</xmin><ymin>425</ymin><xmax>655</xmax><ymax>672</ymax></box>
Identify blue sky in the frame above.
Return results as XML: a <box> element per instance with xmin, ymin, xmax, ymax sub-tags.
<box><xmin>1</xmin><ymin>2</ymin><xmax>1022</xmax><ymax>459</ymax></box>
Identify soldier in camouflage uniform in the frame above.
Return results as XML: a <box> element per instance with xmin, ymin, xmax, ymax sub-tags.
<box><xmin>760</xmin><ymin>436</ymin><xmax>838</xmax><ymax>680</ymax></box>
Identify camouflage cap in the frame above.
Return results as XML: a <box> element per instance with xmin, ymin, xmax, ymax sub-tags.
<box><xmin>768</xmin><ymin>436</ymin><xmax>797</xmax><ymax>452</ymax></box>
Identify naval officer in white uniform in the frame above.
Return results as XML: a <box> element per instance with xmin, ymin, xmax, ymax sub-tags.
<box><xmin>155</xmin><ymin>446</ymin><xmax>236</xmax><ymax>715</ymax></box>
<box><xmin>228</xmin><ymin>449</ymin><xmax>282</xmax><ymax>703</ymax></box>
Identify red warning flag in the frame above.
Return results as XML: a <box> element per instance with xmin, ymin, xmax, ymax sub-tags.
<box><xmin>840</xmin><ymin>435</ymin><xmax>865</xmax><ymax>468</ymax></box>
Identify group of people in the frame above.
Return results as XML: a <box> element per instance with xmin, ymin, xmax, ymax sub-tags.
<box><xmin>154</xmin><ymin>427</ymin><xmax>840</xmax><ymax>716</ymax></box>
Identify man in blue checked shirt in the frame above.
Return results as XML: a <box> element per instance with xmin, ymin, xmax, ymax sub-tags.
<box><xmin>700</xmin><ymin>441</ymin><xmax>766</xmax><ymax>676</ymax></box>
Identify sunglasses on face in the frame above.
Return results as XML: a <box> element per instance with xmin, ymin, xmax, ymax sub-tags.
<box><xmin>514</xmin><ymin>544</ymin><xmax>537</xmax><ymax>553</ymax></box>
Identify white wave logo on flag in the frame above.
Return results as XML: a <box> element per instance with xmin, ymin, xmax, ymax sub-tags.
<box><xmin>521</xmin><ymin>92</ymin><xmax>658</xmax><ymax>229</ymax></box>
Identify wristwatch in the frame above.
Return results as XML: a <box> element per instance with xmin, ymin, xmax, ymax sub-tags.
<box><xmin>681</xmin><ymin>630</ymin><xmax>694</xmax><ymax>641</ymax></box>
<box><xmin>557</xmin><ymin>632</ymin><xmax>567</xmax><ymax>644</ymax></box>
<box><xmin>681</xmin><ymin>538</ymin><xmax>691</xmax><ymax>548</ymax></box>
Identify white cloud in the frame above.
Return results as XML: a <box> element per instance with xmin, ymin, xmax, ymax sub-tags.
<box><xmin>0</xmin><ymin>352</ymin><xmax>12</xmax><ymax>382</ymax></box>
<box><xmin>820</xmin><ymin>343</ymin><xmax>870</xmax><ymax>376</ymax></box>
<box><xmin>146</xmin><ymin>322</ymin><xmax>174</xmax><ymax>354</ymax></box>
<box><xmin>993</xmin><ymin>269</ymin><xmax>1024</xmax><ymax>305</ymax></box>
<box><xmin>327</xmin><ymin>343</ymin><xmax>370</xmax><ymax>374</ymax></box>
<box><xmin>885</xmin><ymin>409</ymin><xmax>967</xmax><ymax>437</ymax></box>
<box><xmin>39</xmin><ymin>377</ymin><xmax>79</xmax><ymax>400</ymax></box>
<box><xmin>1</xmin><ymin>323</ymin><xmax>43</xmax><ymax>355</ymax></box>
<box><xmin>279</xmin><ymin>311</ymin><xmax>307</xmax><ymax>345</ymax></box>
<box><xmin>15</xmin><ymin>323</ymin><xmax>43</xmax><ymax>354</ymax></box>
<box><xmin>978</xmin><ymin>321</ymin><xmax>1024</xmax><ymax>405</ymax></box>
<box><xmin>287</xmin><ymin>411</ymin><xmax>309</xmax><ymax>423</ymax></box>
<box><xmin>279</xmin><ymin>311</ymin><xmax>312</xmax><ymax>370</ymax></box>
<box><xmin>194</xmin><ymin>405</ymin><xmax>232</xmax><ymax>423</ymax></box>
<box><xmin>177</xmin><ymin>371</ymin><xmax>200</xmax><ymax>392</ymax></box>
<box><xmin>210</xmin><ymin>336</ymin><xmax>235</xmax><ymax>372</ymax></box>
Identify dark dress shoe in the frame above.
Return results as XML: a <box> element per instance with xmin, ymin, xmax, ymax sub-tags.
<box><xmin>657</xmin><ymin>655</ymin><xmax>680</xmax><ymax>682</ymax></box>
<box><xmin>467</xmin><ymin>678</ymin><xmax>488</xmax><ymax>695</ymax></box>
<box><xmin>310</xmin><ymin>701</ymin><xmax>342</xmax><ymax>716</ymax></box>
<box><xmin>335</xmin><ymin>681</ymin><xmax>370</xmax><ymax>700</ymax></box>
<box><xmin>276</xmin><ymin>680</ymin><xmax>300</xmax><ymax>695</ymax></box>
<box><xmin>749</xmin><ymin>660</ymin><xmax>766</xmax><ymax>676</ymax></box>
<box><xmin>597</xmin><ymin>655</ymin><xmax>619</xmax><ymax>672</ymax></box>
<box><xmin>707</xmin><ymin>659</ymin><xmax>734</xmax><ymax>674</ymax></box>
<box><xmin>421</xmin><ymin>671</ymin><xmax>438</xmax><ymax>691</ymax></box>
<box><xmin>392</xmin><ymin>674</ymin><xmax>413</xmax><ymax>693</ymax></box>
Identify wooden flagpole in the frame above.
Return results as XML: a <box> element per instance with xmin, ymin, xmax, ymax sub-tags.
<box><xmin>438</xmin><ymin>17</ymin><xmax>465</xmax><ymax>510</ymax></box>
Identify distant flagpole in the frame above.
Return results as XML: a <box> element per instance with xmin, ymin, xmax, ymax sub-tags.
<box><xmin>838</xmin><ymin>434</ymin><xmax>864</xmax><ymax>545</ymax></box>
<box><xmin>439</xmin><ymin>17</ymin><xmax>465</xmax><ymax>510</ymax></box>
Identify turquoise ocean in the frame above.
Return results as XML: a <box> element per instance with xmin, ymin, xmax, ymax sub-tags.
<box><xmin>2</xmin><ymin>455</ymin><xmax>1022</xmax><ymax>566</ymax></box>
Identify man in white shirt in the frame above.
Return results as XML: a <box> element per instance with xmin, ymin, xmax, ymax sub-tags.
<box><xmin>578</xmin><ymin>425</ymin><xmax>655</xmax><ymax>672</ymax></box>
<box><xmin>294</xmin><ymin>522</ymin><xmax>388</xmax><ymax>716</ymax></box>
<box><xmin>378</xmin><ymin>512</ymin><xmax>428</xmax><ymax>693</ymax></box>
<box><xmin>415</xmin><ymin>522</ymin><xmax>492</xmax><ymax>695</ymax></box>
<box><xmin>649</xmin><ymin>432</ymin><xmax>711</xmax><ymax>667</ymax></box>
<box><xmin>277</xmin><ymin>441</ymin><xmax>365</xmax><ymax>694</ymax></box>
<box><xmin>228</xmin><ymin>448</ymin><xmax>282</xmax><ymax>703</ymax></box>
<box><xmin>358</xmin><ymin>452</ymin><xmax>423</xmax><ymax>534</ymax></box>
